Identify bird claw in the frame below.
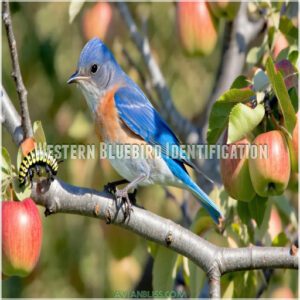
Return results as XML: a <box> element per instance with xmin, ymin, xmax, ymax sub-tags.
<box><xmin>115</xmin><ymin>188</ymin><xmax>134</xmax><ymax>220</ymax></box>
<box><xmin>104</xmin><ymin>179</ymin><xmax>129</xmax><ymax>195</ymax></box>
<box><xmin>104</xmin><ymin>182</ymin><xmax>117</xmax><ymax>194</ymax></box>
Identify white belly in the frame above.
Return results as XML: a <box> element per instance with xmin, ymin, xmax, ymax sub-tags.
<box><xmin>108</xmin><ymin>155</ymin><xmax>183</xmax><ymax>188</ymax></box>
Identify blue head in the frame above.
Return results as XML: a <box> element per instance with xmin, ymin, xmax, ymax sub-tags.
<box><xmin>68</xmin><ymin>38</ymin><xmax>123</xmax><ymax>113</ymax></box>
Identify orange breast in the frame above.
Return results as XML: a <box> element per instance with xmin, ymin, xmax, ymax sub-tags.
<box><xmin>95</xmin><ymin>87</ymin><xmax>146</xmax><ymax>145</ymax></box>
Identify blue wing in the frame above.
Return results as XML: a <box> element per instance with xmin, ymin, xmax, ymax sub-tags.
<box><xmin>114</xmin><ymin>85</ymin><xmax>189</xmax><ymax>169</ymax></box>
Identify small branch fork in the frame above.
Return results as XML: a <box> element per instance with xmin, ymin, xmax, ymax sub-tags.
<box><xmin>2</xmin><ymin>0</ymin><xmax>33</xmax><ymax>139</ymax></box>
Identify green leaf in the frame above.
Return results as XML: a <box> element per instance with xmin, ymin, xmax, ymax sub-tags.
<box><xmin>279</xmin><ymin>16</ymin><xmax>298</xmax><ymax>40</ymax></box>
<box><xmin>33</xmin><ymin>120</ymin><xmax>47</xmax><ymax>147</ymax></box>
<box><xmin>222</xmin><ymin>279</ymin><xmax>234</xmax><ymax>298</ymax></box>
<box><xmin>266</xmin><ymin>57</ymin><xmax>296</xmax><ymax>135</ymax></box>
<box><xmin>275</xmin><ymin>47</ymin><xmax>291</xmax><ymax>62</ymax></box>
<box><xmin>272</xmin><ymin>232</ymin><xmax>289</xmax><ymax>246</ymax></box>
<box><xmin>1</xmin><ymin>147</ymin><xmax>12</xmax><ymax>177</ymax></box>
<box><xmin>190</xmin><ymin>208</ymin><xmax>214</xmax><ymax>235</ymax></box>
<box><xmin>276</xmin><ymin>47</ymin><xmax>298</xmax><ymax>63</ymax></box>
<box><xmin>237</xmin><ymin>201</ymin><xmax>251</xmax><ymax>225</ymax></box>
<box><xmin>207</xmin><ymin>89</ymin><xmax>255</xmax><ymax>144</ymax></box>
<box><xmin>228</xmin><ymin>103</ymin><xmax>265</xmax><ymax>143</ymax></box>
<box><xmin>69</xmin><ymin>0</ymin><xmax>85</xmax><ymax>23</ymax></box>
<box><xmin>289</xmin><ymin>88</ymin><xmax>298</xmax><ymax>113</ymax></box>
<box><xmin>246</xmin><ymin>45</ymin><xmax>266</xmax><ymax>66</ymax></box>
<box><xmin>12</xmin><ymin>177</ymin><xmax>31</xmax><ymax>201</ymax></box>
<box><xmin>16</xmin><ymin>147</ymin><xmax>23</xmax><ymax>171</ymax></box>
<box><xmin>147</xmin><ymin>241</ymin><xmax>159</xmax><ymax>257</ymax></box>
<box><xmin>288</xmin><ymin>50</ymin><xmax>298</xmax><ymax>67</ymax></box>
<box><xmin>248</xmin><ymin>195</ymin><xmax>268</xmax><ymax>227</ymax></box>
<box><xmin>187</xmin><ymin>260</ymin><xmax>206</xmax><ymax>298</ymax></box>
<box><xmin>152</xmin><ymin>246</ymin><xmax>178</xmax><ymax>294</ymax></box>
<box><xmin>272</xmin><ymin>195</ymin><xmax>298</xmax><ymax>229</ymax></box>
<box><xmin>230</xmin><ymin>76</ymin><xmax>251</xmax><ymax>89</ymax></box>
<box><xmin>255</xmin><ymin>199</ymin><xmax>272</xmax><ymax>241</ymax></box>
<box><xmin>233</xmin><ymin>271</ymin><xmax>256</xmax><ymax>298</ymax></box>
<box><xmin>268</xmin><ymin>26</ymin><xmax>276</xmax><ymax>49</ymax></box>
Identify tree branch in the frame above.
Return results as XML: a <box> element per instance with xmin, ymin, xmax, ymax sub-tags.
<box><xmin>1</xmin><ymin>86</ymin><xmax>24</xmax><ymax>145</ymax></box>
<box><xmin>2</xmin><ymin>93</ymin><xmax>298</xmax><ymax>298</ymax></box>
<box><xmin>207</xmin><ymin>265</ymin><xmax>221</xmax><ymax>299</ymax></box>
<box><xmin>2</xmin><ymin>0</ymin><xmax>33</xmax><ymax>139</ymax></box>
<box><xmin>31</xmin><ymin>179</ymin><xmax>220</xmax><ymax>273</ymax></box>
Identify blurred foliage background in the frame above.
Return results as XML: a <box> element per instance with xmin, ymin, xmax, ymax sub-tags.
<box><xmin>2</xmin><ymin>1</ymin><xmax>298</xmax><ymax>298</ymax></box>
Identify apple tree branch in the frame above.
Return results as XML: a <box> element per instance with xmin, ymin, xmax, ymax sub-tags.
<box><xmin>1</xmin><ymin>93</ymin><xmax>298</xmax><ymax>299</ymax></box>
<box><xmin>2</xmin><ymin>0</ymin><xmax>33</xmax><ymax>139</ymax></box>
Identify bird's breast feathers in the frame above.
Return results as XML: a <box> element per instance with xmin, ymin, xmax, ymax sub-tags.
<box><xmin>95</xmin><ymin>86</ymin><xmax>145</xmax><ymax>145</ymax></box>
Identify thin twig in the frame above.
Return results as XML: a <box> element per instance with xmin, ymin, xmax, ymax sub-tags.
<box><xmin>1</xmin><ymin>86</ymin><xmax>24</xmax><ymax>145</ymax></box>
<box><xmin>2</xmin><ymin>0</ymin><xmax>33</xmax><ymax>139</ymax></box>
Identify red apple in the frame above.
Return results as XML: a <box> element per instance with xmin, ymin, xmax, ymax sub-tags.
<box><xmin>249</xmin><ymin>130</ymin><xmax>291</xmax><ymax>197</ymax></box>
<box><xmin>275</xmin><ymin>59</ymin><xmax>298</xmax><ymax>91</ymax></box>
<box><xmin>273</xmin><ymin>32</ymin><xmax>289</xmax><ymax>59</ymax></box>
<box><xmin>82</xmin><ymin>2</ymin><xmax>114</xmax><ymax>43</ymax></box>
<box><xmin>208</xmin><ymin>1</ymin><xmax>240</xmax><ymax>20</ymax></box>
<box><xmin>221</xmin><ymin>138</ymin><xmax>256</xmax><ymax>202</ymax></box>
<box><xmin>176</xmin><ymin>1</ymin><xmax>218</xmax><ymax>56</ymax></box>
<box><xmin>2</xmin><ymin>199</ymin><xmax>42</xmax><ymax>277</ymax></box>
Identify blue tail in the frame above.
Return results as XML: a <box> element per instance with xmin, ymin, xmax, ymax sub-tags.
<box><xmin>186</xmin><ymin>179</ymin><xmax>223</xmax><ymax>224</ymax></box>
<box><xmin>163</xmin><ymin>155</ymin><xmax>223</xmax><ymax>224</ymax></box>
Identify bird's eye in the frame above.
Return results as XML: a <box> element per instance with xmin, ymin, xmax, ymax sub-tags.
<box><xmin>90</xmin><ymin>64</ymin><xmax>98</xmax><ymax>74</ymax></box>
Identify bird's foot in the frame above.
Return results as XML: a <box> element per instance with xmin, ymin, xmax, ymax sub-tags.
<box><xmin>104</xmin><ymin>179</ymin><xmax>129</xmax><ymax>195</ymax></box>
<box><xmin>104</xmin><ymin>182</ymin><xmax>117</xmax><ymax>194</ymax></box>
<box><xmin>115</xmin><ymin>188</ymin><xmax>134</xmax><ymax>220</ymax></box>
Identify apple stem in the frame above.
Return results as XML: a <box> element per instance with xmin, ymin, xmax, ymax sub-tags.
<box><xmin>245</xmin><ymin>132</ymin><xmax>255</xmax><ymax>142</ymax></box>
<box><xmin>9</xmin><ymin>183</ymin><xmax>14</xmax><ymax>201</ymax></box>
<box><xmin>268</xmin><ymin>182</ymin><xmax>276</xmax><ymax>192</ymax></box>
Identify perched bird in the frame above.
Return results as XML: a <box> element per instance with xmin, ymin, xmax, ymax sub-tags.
<box><xmin>68</xmin><ymin>38</ymin><xmax>223</xmax><ymax>224</ymax></box>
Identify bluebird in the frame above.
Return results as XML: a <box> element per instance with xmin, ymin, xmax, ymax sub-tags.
<box><xmin>68</xmin><ymin>38</ymin><xmax>223</xmax><ymax>224</ymax></box>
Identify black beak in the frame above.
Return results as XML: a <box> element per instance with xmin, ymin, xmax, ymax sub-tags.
<box><xmin>67</xmin><ymin>70</ymin><xmax>89</xmax><ymax>84</ymax></box>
